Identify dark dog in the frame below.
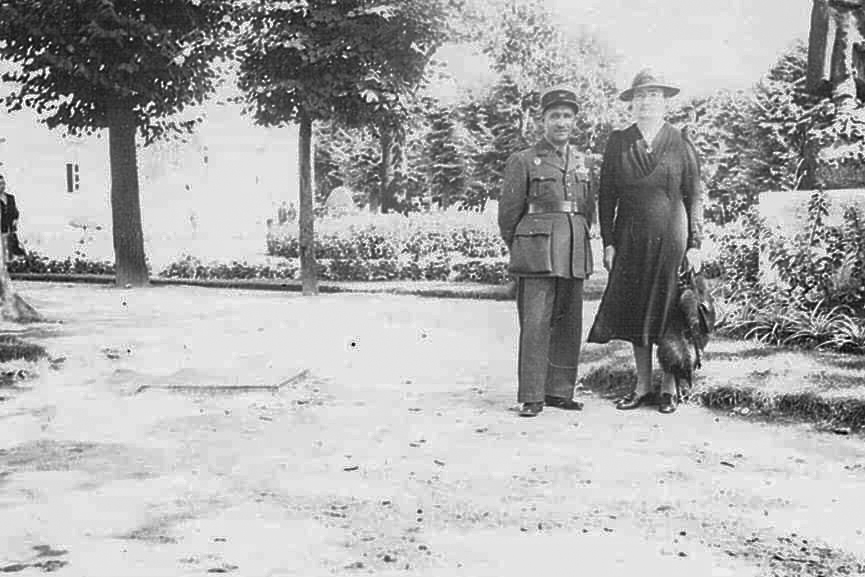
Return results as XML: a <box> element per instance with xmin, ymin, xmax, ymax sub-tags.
<box><xmin>656</xmin><ymin>268</ymin><xmax>716</xmax><ymax>402</ymax></box>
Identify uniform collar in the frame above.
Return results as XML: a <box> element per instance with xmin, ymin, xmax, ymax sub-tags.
<box><xmin>534</xmin><ymin>138</ymin><xmax>571</xmax><ymax>170</ymax></box>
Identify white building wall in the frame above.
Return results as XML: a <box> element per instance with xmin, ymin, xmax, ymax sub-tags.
<box><xmin>0</xmin><ymin>97</ymin><xmax>300</xmax><ymax>269</ymax></box>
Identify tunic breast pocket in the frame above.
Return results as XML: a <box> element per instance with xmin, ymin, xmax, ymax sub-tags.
<box><xmin>529</xmin><ymin>175</ymin><xmax>558</xmax><ymax>198</ymax></box>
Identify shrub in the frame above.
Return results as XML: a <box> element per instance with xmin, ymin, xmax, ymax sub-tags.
<box><xmin>702</xmin><ymin>208</ymin><xmax>765</xmax><ymax>292</ymax></box>
<box><xmin>710</xmin><ymin>192</ymin><xmax>865</xmax><ymax>355</ymax></box>
<box><xmin>766</xmin><ymin>191</ymin><xmax>865</xmax><ymax>311</ymax></box>
<box><xmin>154</xmin><ymin>253</ymin><xmax>511</xmax><ymax>285</ymax></box>
<box><xmin>716</xmin><ymin>291</ymin><xmax>865</xmax><ymax>354</ymax></box>
<box><xmin>450</xmin><ymin>258</ymin><xmax>511</xmax><ymax>284</ymax></box>
<box><xmin>158</xmin><ymin>254</ymin><xmax>298</xmax><ymax>281</ymax></box>
<box><xmin>319</xmin><ymin>258</ymin><xmax>403</xmax><ymax>282</ymax></box>
<box><xmin>266</xmin><ymin>210</ymin><xmax>508</xmax><ymax>262</ymax></box>
<box><xmin>7</xmin><ymin>251</ymin><xmax>116</xmax><ymax>275</ymax></box>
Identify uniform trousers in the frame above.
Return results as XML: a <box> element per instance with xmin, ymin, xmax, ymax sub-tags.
<box><xmin>516</xmin><ymin>276</ymin><xmax>584</xmax><ymax>403</ymax></box>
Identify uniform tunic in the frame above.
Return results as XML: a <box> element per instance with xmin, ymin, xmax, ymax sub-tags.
<box><xmin>498</xmin><ymin>138</ymin><xmax>595</xmax><ymax>403</ymax></box>
<box><xmin>587</xmin><ymin>123</ymin><xmax>704</xmax><ymax>347</ymax></box>
<box><xmin>498</xmin><ymin>139</ymin><xmax>594</xmax><ymax>279</ymax></box>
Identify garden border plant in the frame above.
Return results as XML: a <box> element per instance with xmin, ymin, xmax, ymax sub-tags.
<box><xmin>704</xmin><ymin>189</ymin><xmax>865</xmax><ymax>356</ymax></box>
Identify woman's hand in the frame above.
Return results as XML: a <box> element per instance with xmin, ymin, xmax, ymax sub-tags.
<box><xmin>603</xmin><ymin>245</ymin><xmax>616</xmax><ymax>272</ymax></box>
<box><xmin>686</xmin><ymin>248</ymin><xmax>702</xmax><ymax>273</ymax></box>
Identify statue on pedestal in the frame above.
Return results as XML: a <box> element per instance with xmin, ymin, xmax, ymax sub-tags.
<box><xmin>807</xmin><ymin>0</ymin><xmax>865</xmax><ymax>110</ymax></box>
<box><xmin>805</xmin><ymin>0</ymin><xmax>865</xmax><ymax>188</ymax></box>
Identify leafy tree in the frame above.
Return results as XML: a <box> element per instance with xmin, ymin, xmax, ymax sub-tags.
<box><xmin>0</xmin><ymin>0</ymin><xmax>236</xmax><ymax>287</ymax></box>
<box><xmin>313</xmin><ymin>121</ymin><xmax>380</xmax><ymax>210</ymax></box>
<box><xmin>735</xmin><ymin>40</ymin><xmax>865</xmax><ymax>193</ymax></box>
<box><xmin>479</xmin><ymin>0</ymin><xmax>620</xmax><ymax>149</ymax></box>
<box><xmin>671</xmin><ymin>40</ymin><xmax>865</xmax><ymax>223</ymax></box>
<box><xmin>236</xmin><ymin>0</ymin><xmax>454</xmax><ymax>294</ymax></box>
<box><xmin>418</xmin><ymin>0</ymin><xmax>621</xmax><ymax>211</ymax></box>
<box><xmin>425</xmin><ymin>104</ymin><xmax>470</xmax><ymax>209</ymax></box>
<box><xmin>747</xmin><ymin>42</ymin><xmax>822</xmax><ymax>192</ymax></box>
<box><xmin>668</xmin><ymin>91</ymin><xmax>758</xmax><ymax>223</ymax></box>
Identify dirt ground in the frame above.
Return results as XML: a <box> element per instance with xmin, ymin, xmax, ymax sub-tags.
<box><xmin>1</xmin><ymin>282</ymin><xmax>864</xmax><ymax>576</ymax></box>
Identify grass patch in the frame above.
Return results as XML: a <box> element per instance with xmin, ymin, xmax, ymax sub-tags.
<box><xmin>698</xmin><ymin>388</ymin><xmax>865</xmax><ymax>432</ymax></box>
<box><xmin>579</xmin><ymin>365</ymin><xmax>665</xmax><ymax>400</ymax></box>
<box><xmin>581</xmin><ymin>340</ymin><xmax>865</xmax><ymax>432</ymax></box>
<box><xmin>0</xmin><ymin>335</ymin><xmax>48</xmax><ymax>363</ymax></box>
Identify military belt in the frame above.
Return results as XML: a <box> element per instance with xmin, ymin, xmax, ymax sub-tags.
<box><xmin>527</xmin><ymin>200</ymin><xmax>583</xmax><ymax>214</ymax></box>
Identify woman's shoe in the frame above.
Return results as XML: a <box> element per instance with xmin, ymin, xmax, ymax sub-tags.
<box><xmin>615</xmin><ymin>391</ymin><xmax>652</xmax><ymax>410</ymax></box>
<box><xmin>658</xmin><ymin>393</ymin><xmax>677</xmax><ymax>414</ymax></box>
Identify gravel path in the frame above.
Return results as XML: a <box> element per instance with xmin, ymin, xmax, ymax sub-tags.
<box><xmin>1</xmin><ymin>283</ymin><xmax>863</xmax><ymax>576</ymax></box>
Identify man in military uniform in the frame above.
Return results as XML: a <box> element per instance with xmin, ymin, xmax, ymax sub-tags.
<box><xmin>498</xmin><ymin>86</ymin><xmax>595</xmax><ymax>418</ymax></box>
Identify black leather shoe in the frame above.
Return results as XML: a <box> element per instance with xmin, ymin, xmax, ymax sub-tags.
<box><xmin>615</xmin><ymin>391</ymin><xmax>652</xmax><ymax>410</ymax></box>
<box><xmin>658</xmin><ymin>393</ymin><xmax>677</xmax><ymax>414</ymax></box>
<box><xmin>518</xmin><ymin>401</ymin><xmax>543</xmax><ymax>417</ymax></box>
<box><xmin>544</xmin><ymin>395</ymin><xmax>583</xmax><ymax>411</ymax></box>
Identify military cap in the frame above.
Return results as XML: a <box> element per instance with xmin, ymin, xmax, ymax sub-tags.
<box><xmin>619</xmin><ymin>68</ymin><xmax>680</xmax><ymax>101</ymax></box>
<box><xmin>540</xmin><ymin>85</ymin><xmax>579</xmax><ymax>114</ymax></box>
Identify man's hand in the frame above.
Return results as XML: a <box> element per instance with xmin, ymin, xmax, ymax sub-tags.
<box><xmin>603</xmin><ymin>245</ymin><xmax>616</xmax><ymax>272</ymax></box>
<box><xmin>686</xmin><ymin>248</ymin><xmax>702</xmax><ymax>273</ymax></box>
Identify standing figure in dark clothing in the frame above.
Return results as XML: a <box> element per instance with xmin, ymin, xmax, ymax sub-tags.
<box><xmin>0</xmin><ymin>174</ymin><xmax>21</xmax><ymax>261</ymax></box>
<box><xmin>498</xmin><ymin>86</ymin><xmax>595</xmax><ymax>418</ymax></box>
<box><xmin>587</xmin><ymin>69</ymin><xmax>705</xmax><ymax>414</ymax></box>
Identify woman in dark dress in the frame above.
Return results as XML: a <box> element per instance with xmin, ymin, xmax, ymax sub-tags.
<box><xmin>587</xmin><ymin>70</ymin><xmax>704</xmax><ymax>414</ymax></box>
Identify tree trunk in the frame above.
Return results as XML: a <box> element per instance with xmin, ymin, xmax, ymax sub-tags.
<box><xmin>298</xmin><ymin>113</ymin><xmax>318</xmax><ymax>296</ymax></box>
<box><xmin>0</xmin><ymin>236</ymin><xmax>42</xmax><ymax>323</ymax></box>
<box><xmin>107</xmin><ymin>101</ymin><xmax>149</xmax><ymax>287</ymax></box>
<box><xmin>379</xmin><ymin>125</ymin><xmax>394</xmax><ymax>214</ymax></box>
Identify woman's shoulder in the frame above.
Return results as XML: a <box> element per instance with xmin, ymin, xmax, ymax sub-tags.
<box><xmin>604</xmin><ymin>124</ymin><xmax>635</xmax><ymax>148</ymax></box>
<box><xmin>662</xmin><ymin>121</ymin><xmax>683</xmax><ymax>137</ymax></box>
<box><xmin>611</xmin><ymin>123</ymin><xmax>638</xmax><ymax>137</ymax></box>
<box><xmin>664</xmin><ymin>122</ymin><xmax>696</xmax><ymax>145</ymax></box>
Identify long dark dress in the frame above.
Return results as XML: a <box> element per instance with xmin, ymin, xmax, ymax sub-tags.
<box><xmin>587</xmin><ymin>122</ymin><xmax>703</xmax><ymax>347</ymax></box>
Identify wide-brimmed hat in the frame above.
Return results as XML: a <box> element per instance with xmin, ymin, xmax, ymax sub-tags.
<box><xmin>618</xmin><ymin>69</ymin><xmax>680</xmax><ymax>102</ymax></box>
<box><xmin>540</xmin><ymin>85</ymin><xmax>579</xmax><ymax>114</ymax></box>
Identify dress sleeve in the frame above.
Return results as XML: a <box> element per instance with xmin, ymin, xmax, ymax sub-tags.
<box><xmin>497</xmin><ymin>152</ymin><xmax>528</xmax><ymax>248</ymax></box>
<box><xmin>681</xmin><ymin>137</ymin><xmax>704</xmax><ymax>250</ymax></box>
<box><xmin>597</xmin><ymin>132</ymin><xmax>619</xmax><ymax>248</ymax></box>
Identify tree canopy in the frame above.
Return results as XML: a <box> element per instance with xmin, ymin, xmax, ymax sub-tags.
<box><xmin>0</xmin><ymin>0</ymin><xmax>236</xmax><ymax>143</ymax></box>
<box><xmin>235</xmin><ymin>0</ymin><xmax>455</xmax><ymax>129</ymax></box>
<box><xmin>0</xmin><ymin>0</ymin><xmax>238</xmax><ymax>286</ymax></box>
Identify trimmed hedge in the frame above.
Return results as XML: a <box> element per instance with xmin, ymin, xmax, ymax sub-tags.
<box><xmin>7</xmin><ymin>252</ymin><xmax>116</xmax><ymax>275</ymax></box>
<box><xmin>157</xmin><ymin>254</ymin><xmax>510</xmax><ymax>284</ymax></box>
<box><xmin>159</xmin><ymin>255</ymin><xmax>297</xmax><ymax>281</ymax></box>
<box><xmin>8</xmin><ymin>251</ymin><xmax>512</xmax><ymax>285</ymax></box>
<box><xmin>10</xmin><ymin>212</ymin><xmax>516</xmax><ymax>285</ymax></box>
<box><xmin>266</xmin><ymin>211</ymin><xmax>509</xmax><ymax>261</ymax></box>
